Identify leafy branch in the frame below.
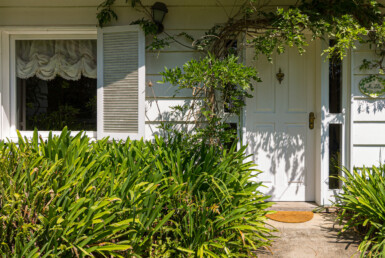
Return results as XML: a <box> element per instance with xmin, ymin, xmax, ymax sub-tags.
<box><xmin>96</xmin><ymin>0</ymin><xmax>385</xmax><ymax>145</ymax></box>
<box><xmin>159</xmin><ymin>54</ymin><xmax>258</xmax><ymax>145</ymax></box>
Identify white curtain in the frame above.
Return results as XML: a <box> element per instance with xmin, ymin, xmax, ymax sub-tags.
<box><xmin>16</xmin><ymin>40</ymin><xmax>97</xmax><ymax>81</ymax></box>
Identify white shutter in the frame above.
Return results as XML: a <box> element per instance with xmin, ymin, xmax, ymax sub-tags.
<box><xmin>97</xmin><ymin>25</ymin><xmax>145</xmax><ymax>140</ymax></box>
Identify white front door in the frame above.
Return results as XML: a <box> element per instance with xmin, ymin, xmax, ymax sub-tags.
<box><xmin>245</xmin><ymin>42</ymin><xmax>316</xmax><ymax>201</ymax></box>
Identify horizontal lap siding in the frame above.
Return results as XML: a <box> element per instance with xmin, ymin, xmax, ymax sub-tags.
<box><xmin>0</xmin><ymin>0</ymin><xmax>300</xmax><ymax>140</ymax></box>
<box><xmin>351</xmin><ymin>44</ymin><xmax>385</xmax><ymax>167</ymax></box>
<box><xmin>0</xmin><ymin>1</ymin><xmax>233</xmax><ymax>140</ymax></box>
<box><xmin>0</xmin><ymin>7</ymin><xmax>228</xmax><ymax>28</ymax></box>
<box><xmin>0</xmin><ymin>0</ymin><xmax>299</xmax><ymax>7</ymax></box>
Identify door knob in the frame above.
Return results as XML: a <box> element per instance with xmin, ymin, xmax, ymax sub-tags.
<box><xmin>309</xmin><ymin>112</ymin><xmax>315</xmax><ymax>130</ymax></box>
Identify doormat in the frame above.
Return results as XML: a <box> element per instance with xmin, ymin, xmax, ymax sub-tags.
<box><xmin>266</xmin><ymin>211</ymin><xmax>314</xmax><ymax>223</ymax></box>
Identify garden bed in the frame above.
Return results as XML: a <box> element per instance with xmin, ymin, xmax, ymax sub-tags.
<box><xmin>0</xmin><ymin>128</ymin><xmax>273</xmax><ymax>257</ymax></box>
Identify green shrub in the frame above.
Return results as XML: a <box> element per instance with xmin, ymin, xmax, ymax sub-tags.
<box><xmin>335</xmin><ymin>166</ymin><xmax>385</xmax><ymax>257</ymax></box>
<box><xmin>0</xmin><ymin>128</ymin><xmax>273</xmax><ymax>257</ymax></box>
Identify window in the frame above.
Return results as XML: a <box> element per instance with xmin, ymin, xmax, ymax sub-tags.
<box><xmin>224</xmin><ymin>122</ymin><xmax>238</xmax><ymax>150</ymax></box>
<box><xmin>6</xmin><ymin>26</ymin><xmax>145</xmax><ymax>140</ymax></box>
<box><xmin>223</xmin><ymin>40</ymin><xmax>240</xmax><ymax>114</ymax></box>
<box><xmin>329</xmin><ymin>40</ymin><xmax>342</xmax><ymax>114</ymax></box>
<box><xmin>327</xmin><ymin>39</ymin><xmax>344</xmax><ymax>189</ymax></box>
<box><xmin>329</xmin><ymin>124</ymin><xmax>342</xmax><ymax>189</ymax></box>
<box><xmin>16</xmin><ymin>40</ymin><xmax>97</xmax><ymax>131</ymax></box>
<box><xmin>224</xmin><ymin>83</ymin><xmax>238</xmax><ymax>113</ymax></box>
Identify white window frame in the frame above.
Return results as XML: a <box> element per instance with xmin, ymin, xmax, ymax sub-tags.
<box><xmin>1</xmin><ymin>27</ymin><xmax>97</xmax><ymax>141</ymax></box>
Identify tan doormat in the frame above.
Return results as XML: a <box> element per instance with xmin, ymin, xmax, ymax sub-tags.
<box><xmin>266</xmin><ymin>211</ymin><xmax>314</xmax><ymax>223</ymax></box>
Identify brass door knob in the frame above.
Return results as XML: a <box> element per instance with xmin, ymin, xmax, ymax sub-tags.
<box><xmin>309</xmin><ymin>112</ymin><xmax>315</xmax><ymax>130</ymax></box>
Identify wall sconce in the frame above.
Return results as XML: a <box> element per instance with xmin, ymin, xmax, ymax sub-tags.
<box><xmin>151</xmin><ymin>2</ymin><xmax>168</xmax><ymax>33</ymax></box>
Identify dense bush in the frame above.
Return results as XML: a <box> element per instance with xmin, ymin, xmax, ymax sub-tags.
<box><xmin>0</xmin><ymin>128</ymin><xmax>272</xmax><ymax>257</ymax></box>
<box><xmin>335</xmin><ymin>166</ymin><xmax>385</xmax><ymax>257</ymax></box>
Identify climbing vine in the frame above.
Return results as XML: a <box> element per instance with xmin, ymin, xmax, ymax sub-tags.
<box><xmin>97</xmin><ymin>0</ymin><xmax>142</xmax><ymax>27</ymax></box>
<box><xmin>97</xmin><ymin>0</ymin><xmax>385</xmax><ymax>145</ymax></box>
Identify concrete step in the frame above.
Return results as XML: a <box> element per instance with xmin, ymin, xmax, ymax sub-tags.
<box><xmin>266</xmin><ymin>202</ymin><xmax>320</xmax><ymax>212</ymax></box>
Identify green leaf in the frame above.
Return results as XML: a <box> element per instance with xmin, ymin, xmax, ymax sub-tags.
<box><xmin>176</xmin><ymin>247</ymin><xmax>195</xmax><ymax>254</ymax></box>
<box><xmin>95</xmin><ymin>244</ymin><xmax>132</xmax><ymax>251</ymax></box>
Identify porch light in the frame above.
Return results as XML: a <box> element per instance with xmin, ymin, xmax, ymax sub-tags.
<box><xmin>151</xmin><ymin>2</ymin><xmax>168</xmax><ymax>33</ymax></box>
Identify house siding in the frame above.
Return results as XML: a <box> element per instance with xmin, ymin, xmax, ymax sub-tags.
<box><xmin>351</xmin><ymin>43</ymin><xmax>385</xmax><ymax>168</ymax></box>
<box><xmin>4</xmin><ymin>0</ymin><xmax>385</xmax><ymax>204</ymax></box>
<box><xmin>0</xmin><ymin>0</ymin><xmax>305</xmax><ymax>140</ymax></box>
<box><xmin>0</xmin><ymin>1</ymin><xmax>212</xmax><ymax>139</ymax></box>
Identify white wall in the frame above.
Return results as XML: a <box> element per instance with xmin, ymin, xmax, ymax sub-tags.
<box><xmin>0</xmin><ymin>0</ymin><xmax>304</xmax><ymax>140</ymax></box>
<box><xmin>351</xmin><ymin>43</ymin><xmax>385</xmax><ymax>168</ymax></box>
<box><xmin>4</xmin><ymin>0</ymin><xmax>385</xmax><ymax>204</ymax></box>
<box><xmin>0</xmin><ymin>0</ymin><xmax>225</xmax><ymax>139</ymax></box>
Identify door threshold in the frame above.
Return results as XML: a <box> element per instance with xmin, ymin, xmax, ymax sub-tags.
<box><xmin>266</xmin><ymin>202</ymin><xmax>319</xmax><ymax>212</ymax></box>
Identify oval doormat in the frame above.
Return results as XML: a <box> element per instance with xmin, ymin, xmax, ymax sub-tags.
<box><xmin>266</xmin><ymin>211</ymin><xmax>314</xmax><ymax>223</ymax></box>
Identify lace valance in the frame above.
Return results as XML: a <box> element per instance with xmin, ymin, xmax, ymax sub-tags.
<box><xmin>16</xmin><ymin>40</ymin><xmax>97</xmax><ymax>81</ymax></box>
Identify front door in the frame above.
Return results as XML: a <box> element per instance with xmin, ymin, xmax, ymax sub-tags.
<box><xmin>245</xmin><ymin>42</ymin><xmax>316</xmax><ymax>201</ymax></box>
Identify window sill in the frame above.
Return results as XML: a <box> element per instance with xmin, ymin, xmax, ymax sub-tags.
<box><xmin>10</xmin><ymin>130</ymin><xmax>97</xmax><ymax>142</ymax></box>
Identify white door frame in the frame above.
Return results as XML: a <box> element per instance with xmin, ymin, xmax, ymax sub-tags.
<box><xmin>317</xmin><ymin>39</ymin><xmax>351</xmax><ymax>206</ymax></box>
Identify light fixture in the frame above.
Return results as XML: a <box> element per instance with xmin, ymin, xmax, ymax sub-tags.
<box><xmin>151</xmin><ymin>2</ymin><xmax>168</xmax><ymax>33</ymax></box>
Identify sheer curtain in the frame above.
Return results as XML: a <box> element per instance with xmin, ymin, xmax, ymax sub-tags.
<box><xmin>16</xmin><ymin>40</ymin><xmax>97</xmax><ymax>81</ymax></box>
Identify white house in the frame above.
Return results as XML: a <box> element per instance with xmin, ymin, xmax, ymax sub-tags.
<box><xmin>0</xmin><ymin>0</ymin><xmax>384</xmax><ymax>206</ymax></box>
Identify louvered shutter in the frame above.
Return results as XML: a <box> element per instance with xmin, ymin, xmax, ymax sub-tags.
<box><xmin>97</xmin><ymin>25</ymin><xmax>145</xmax><ymax>140</ymax></box>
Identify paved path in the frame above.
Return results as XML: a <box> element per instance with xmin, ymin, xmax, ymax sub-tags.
<box><xmin>257</xmin><ymin>213</ymin><xmax>361</xmax><ymax>258</ymax></box>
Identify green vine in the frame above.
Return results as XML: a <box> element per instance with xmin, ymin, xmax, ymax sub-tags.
<box><xmin>98</xmin><ymin>0</ymin><xmax>195</xmax><ymax>50</ymax></box>
<box><xmin>96</xmin><ymin>0</ymin><xmax>385</xmax><ymax>145</ymax></box>
<box><xmin>97</xmin><ymin>0</ymin><xmax>141</xmax><ymax>27</ymax></box>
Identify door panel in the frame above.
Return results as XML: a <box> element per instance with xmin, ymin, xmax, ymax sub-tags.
<box><xmin>246</xmin><ymin>42</ymin><xmax>316</xmax><ymax>201</ymax></box>
<box><xmin>253</xmin><ymin>123</ymin><xmax>276</xmax><ymax>184</ymax></box>
<box><xmin>287</xmin><ymin>49</ymin><xmax>307</xmax><ymax>113</ymax></box>
<box><xmin>255</xmin><ymin>58</ymin><xmax>275</xmax><ymax>113</ymax></box>
<box><xmin>283</xmin><ymin>124</ymin><xmax>306</xmax><ymax>183</ymax></box>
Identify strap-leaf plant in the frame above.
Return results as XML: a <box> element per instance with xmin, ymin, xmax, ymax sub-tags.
<box><xmin>0</xmin><ymin>128</ymin><xmax>274</xmax><ymax>256</ymax></box>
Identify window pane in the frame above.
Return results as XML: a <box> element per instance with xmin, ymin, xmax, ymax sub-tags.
<box><xmin>224</xmin><ymin>123</ymin><xmax>238</xmax><ymax>150</ymax></box>
<box><xmin>224</xmin><ymin>84</ymin><xmax>237</xmax><ymax>113</ymax></box>
<box><xmin>329</xmin><ymin>123</ymin><xmax>342</xmax><ymax>189</ymax></box>
<box><xmin>225</xmin><ymin>40</ymin><xmax>238</xmax><ymax>56</ymax></box>
<box><xmin>329</xmin><ymin>39</ymin><xmax>342</xmax><ymax>114</ymax></box>
<box><xmin>17</xmin><ymin>76</ymin><xmax>97</xmax><ymax>131</ymax></box>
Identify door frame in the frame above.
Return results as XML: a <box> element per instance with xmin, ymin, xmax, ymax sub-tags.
<box><xmin>317</xmin><ymin>39</ymin><xmax>351</xmax><ymax>206</ymax></box>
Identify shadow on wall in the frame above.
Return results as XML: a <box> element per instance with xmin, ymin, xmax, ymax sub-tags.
<box><xmin>145</xmin><ymin>98</ymin><xmax>196</xmax><ymax>138</ymax></box>
<box><xmin>355</xmin><ymin>98</ymin><xmax>385</xmax><ymax>167</ymax></box>
<box><xmin>356</xmin><ymin>98</ymin><xmax>385</xmax><ymax>115</ymax></box>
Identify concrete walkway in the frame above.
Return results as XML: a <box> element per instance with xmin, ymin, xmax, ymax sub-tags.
<box><xmin>257</xmin><ymin>213</ymin><xmax>361</xmax><ymax>258</ymax></box>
